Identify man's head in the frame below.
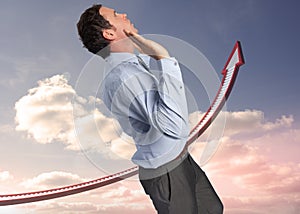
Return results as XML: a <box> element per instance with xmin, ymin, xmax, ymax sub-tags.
<box><xmin>77</xmin><ymin>4</ymin><xmax>138</xmax><ymax>57</ymax></box>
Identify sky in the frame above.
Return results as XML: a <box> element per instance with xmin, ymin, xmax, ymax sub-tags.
<box><xmin>0</xmin><ymin>0</ymin><xmax>299</xmax><ymax>213</ymax></box>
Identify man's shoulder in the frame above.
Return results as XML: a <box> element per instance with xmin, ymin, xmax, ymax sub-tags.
<box><xmin>106</xmin><ymin>60</ymin><xmax>143</xmax><ymax>80</ymax></box>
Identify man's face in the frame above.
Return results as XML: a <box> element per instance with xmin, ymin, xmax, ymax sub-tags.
<box><xmin>99</xmin><ymin>6</ymin><xmax>138</xmax><ymax>40</ymax></box>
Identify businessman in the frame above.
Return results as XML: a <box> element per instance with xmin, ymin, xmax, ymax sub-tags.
<box><xmin>77</xmin><ymin>4</ymin><xmax>223</xmax><ymax>213</ymax></box>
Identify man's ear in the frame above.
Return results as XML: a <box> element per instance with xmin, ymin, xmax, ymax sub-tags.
<box><xmin>102</xmin><ymin>29</ymin><xmax>116</xmax><ymax>41</ymax></box>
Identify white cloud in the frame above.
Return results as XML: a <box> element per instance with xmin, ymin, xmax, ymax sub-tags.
<box><xmin>190</xmin><ymin>132</ymin><xmax>300</xmax><ymax>214</ymax></box>
<box><xmin>15</xmin><ymin>75</ymin><xmax>78</xmax><ymax>148</ymax></box>
<box><xmin>11</xmin><ymin>127</ymin><xmax>300</xmax><ymax>214</ymax></box>
<box><xmin>14</xmin><ymin>74</ymin><xmax>295</xmax><ymax>165</ymax></box>
<box><xmin>0</xmin><ymin>170</ymin><xmax>13</xmax><ymax>182</ymax></box>
<box><xmin>223</xmin><ymin>194</ymin><xmax>300</xmax><ymax>214</ymax></box>
<box><xmin>190</xmin><ymin>110</ymin><xmax>293</xmax><ymax>140</ymax></box>
<box><xmin>14</xmin><ymin>74</ymin><xmax>123</xmax><ymax>154</ymax></box>
<box><xmin>21</xmin><ymin>171</ymin><xmax>85</xmax><ymax>189</ymax></box>
<box><xmin>74</xmin><ymin>108</ymin><xmax>123</xmax><ymax>153</ymax></box>
<box><xmin>23</xmin><ymin>200</ymin><xmax>154</xmax><ymax>214</ymax></box>
<box><xmin>188</xmin><ymin>110</ymin><xmax>294</xmax><ymax>165</ymax></box>
<box><xmin>110</xmin><ymin>133</ymin><xmax>136</xmax><ymax>160</ymax></box>
<box><xmin>188</xmin><ymin>111</ymin><xmax>300</xmax><ymax>213</ymax></box>
<box><xmin>19</xmin><ymin>180</ymin><xmax>154</xmax><ymax>214</ymax></box>
<box><xmin>223</xmin><ymin>110</ymin><xmax>293</xmax><ymax>135</ymax></box>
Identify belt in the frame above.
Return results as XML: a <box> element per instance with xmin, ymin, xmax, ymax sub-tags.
<box><xmin>138</xmin><ymin>148</ymin><xmax>189</xmax><ymax>180</ymax></box>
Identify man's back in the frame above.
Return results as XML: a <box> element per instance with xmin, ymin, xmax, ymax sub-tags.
<box><xmin>101</xmin><ymin>53</ymin><xmax>190</xmax><ymax>169</ymax></box>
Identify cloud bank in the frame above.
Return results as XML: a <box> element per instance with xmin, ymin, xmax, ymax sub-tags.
<box><xmin>12</xmin><ymin>74</ymin><xmax>299</xmax><ymax>214</ymax></box>
<box><xmin>15</xmin><ymin>74</ymin><xmax>294</xmax><ymax>159</ymax></box>
<box><xmin>21</xmin><ymin>171</ymin><xmax>86</xmax><ymax>189</ymax></box>
<box><xmin>14</xmin><ymin>75</ymin><xmax>127</xmax><ymax>155</ymax></box>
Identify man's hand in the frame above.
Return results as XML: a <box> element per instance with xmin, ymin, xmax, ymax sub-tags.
<box><xmin>124</xmin><ymin>30</ymin><xmax>170</xmax><ymax>60</ymax></box>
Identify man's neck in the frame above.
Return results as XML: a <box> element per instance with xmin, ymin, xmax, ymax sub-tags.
<box><xmin>109</xmin><ymin>39</ymin><xmax>135</xmax><ymax>54</ymax></box>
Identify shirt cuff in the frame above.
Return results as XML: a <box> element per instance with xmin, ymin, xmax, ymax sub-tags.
<box><xmin>159</xmin><ymin>57</ymin><xmax>183</xmax><ymax>81</ymax></box>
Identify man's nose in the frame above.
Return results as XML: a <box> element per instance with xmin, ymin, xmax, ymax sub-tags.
<box><xmin>122</xmin><ymin>13</ymin><xmax>127</xmax><ymax>19</ymax></box>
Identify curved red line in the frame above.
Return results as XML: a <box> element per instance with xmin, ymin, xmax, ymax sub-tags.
<box><xmin>0</xmin><ymin>41</ymin><xmax>244</xmax><ymax>206</ymax></box>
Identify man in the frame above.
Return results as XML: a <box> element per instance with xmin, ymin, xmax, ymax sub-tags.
<box><xmin>77</xmin><ymin>4</ymin><xmax>223</xmax><ymax>213</ymax></box>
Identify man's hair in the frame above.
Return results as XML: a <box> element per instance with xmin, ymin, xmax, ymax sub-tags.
<box><xmin>77</xmin><ymin>4</ymin><xmax>112</xmax><ymax>58</ymax></box>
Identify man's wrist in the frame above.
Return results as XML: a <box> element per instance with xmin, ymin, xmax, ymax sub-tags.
<box><xmin>151</xmin><ymin>53</ymin><xmax>170</xmax><ymax>60</ymax></box>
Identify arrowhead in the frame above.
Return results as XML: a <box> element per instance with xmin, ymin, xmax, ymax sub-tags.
<box><xmin>222</xmin><ymin>41</ymin><xmax>245</xmax><ymax>75</ymax></box>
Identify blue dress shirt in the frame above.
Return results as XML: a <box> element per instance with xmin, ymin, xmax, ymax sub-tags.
<box><xmin>100</xmin><ymin>53</ymin><xmax>189</xmax><ymax>169</ymax></box>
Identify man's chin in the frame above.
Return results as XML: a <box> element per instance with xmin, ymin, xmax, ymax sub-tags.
<box><xmin>131</xmin><ymin>24</ymin><xmax>138</xmax><ymax>33</ymax></box>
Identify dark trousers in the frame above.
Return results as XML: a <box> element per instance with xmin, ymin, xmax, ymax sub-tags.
<box><xmin>139</xmin><ymin>154</ymin><xmax>223</xmax><ymax>214</ymax></box>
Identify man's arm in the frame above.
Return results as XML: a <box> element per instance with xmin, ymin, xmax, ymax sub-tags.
<box><xmin>124</xmin><ymin>30</ymin><xmax>169</xmax><ymax>60</ymax></box>
<box><xmin>120</xmin><ymin>31</ymin><xmax>190</xmax><ymax>139</ymax></box>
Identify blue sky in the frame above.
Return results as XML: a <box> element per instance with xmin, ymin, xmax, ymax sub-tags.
<box><xmin>1</xmin><ymin>0</ymin><xmax>299</xmax><ymax>124</ymax></box>
<box><xmin>0</xmin><ymin>1</ymin><xmax>299</xmax><ymax>213</ymax></box>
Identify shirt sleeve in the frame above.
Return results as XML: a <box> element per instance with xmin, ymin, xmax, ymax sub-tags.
<box><xmin>109</xmin><ymin>57</ymin><xmax>190</xmax><ymax>140</ymax></box>
<box><xmin>151</xmin><ymin>57</ymin><xmax>189</xmax><ymax>138</ymax></box>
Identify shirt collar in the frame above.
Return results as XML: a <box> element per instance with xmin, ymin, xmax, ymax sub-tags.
<box><xmin>105</xmin><ymin>52</ymin><xmax>151</xmax><ymax>69</ymax></box>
